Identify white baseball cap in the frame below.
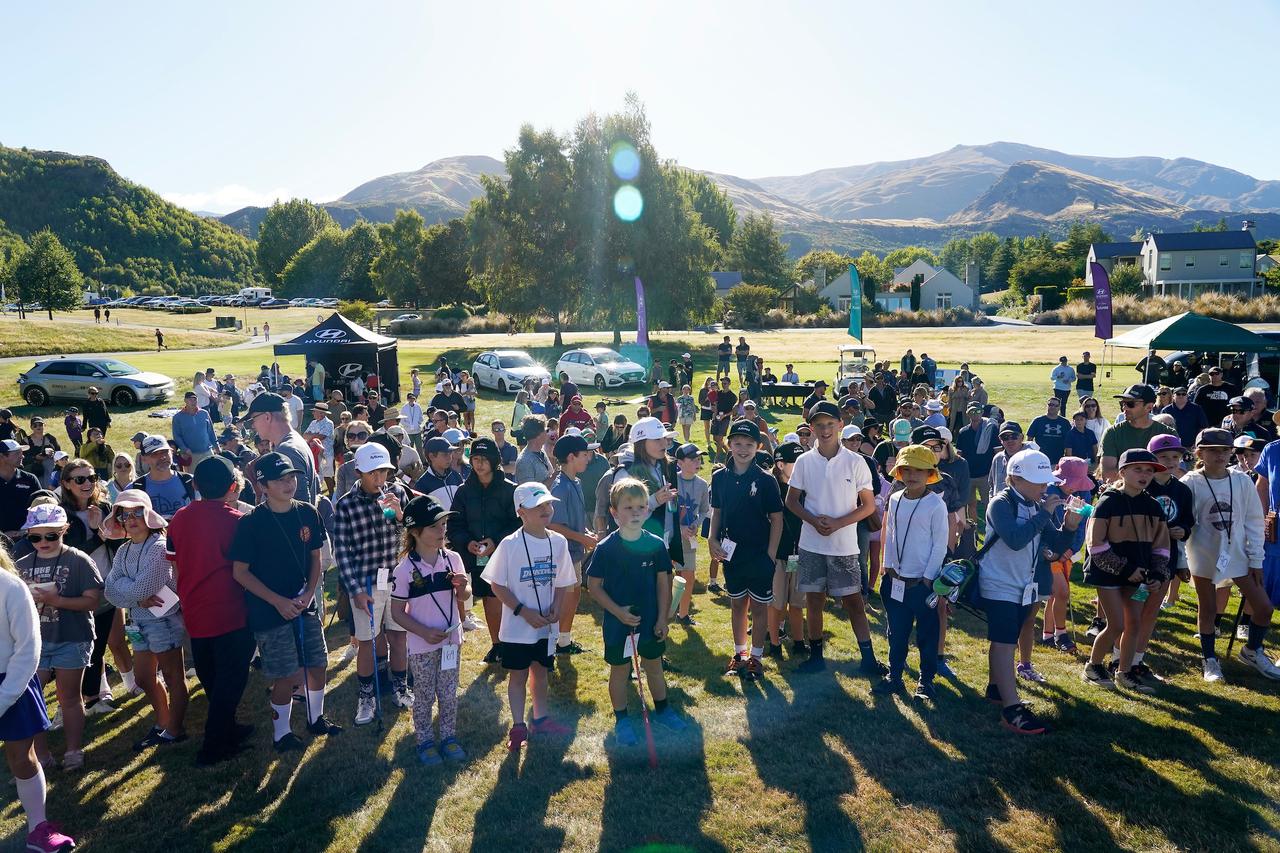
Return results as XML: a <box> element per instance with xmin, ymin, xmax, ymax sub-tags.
<box><xmin>925</xmin><ymin>399</ymin><xmax>943</xmax><ymax>412</ymax></box>
<box><xmin>442</xmin><ymin>427</ymin><xmax>469</xmax><ymax>445</ymax></box>
<box><xmin>841</xmin><ymin>424</ymin><xmax>862</xmax><ymax>440</ymax></box>
<box><xmin>782</xmin><ymin>432</ymin><xmax>800</xmax><ymax>444</ymax></box>
<box><xmin>354</xmin><ymin>442</ymin><xmax>395</xmax><ymax>473</ymax></box>
<box><xmin>514</xmin><ymin>481</ymin><xmax>559</xmax><ymax>510</ymax></box>
<box><xmin>658</xmin><ymin>381</ymin><xmax>671</xmax><ymax>389</ymax></box>
<box><xmin>630</xmin><ymin>416</ymin><xmax>675</xmax><ymax>443</ymax></box>
<box><xmin>937</xmin><ymin>426</ymin><xmax>953</xmax><ymax>442</ymax></box>
<box><xmin>1007</xmin><ymin>448</ymin><xmax>1062</xmax><ymax>485</ymax></box>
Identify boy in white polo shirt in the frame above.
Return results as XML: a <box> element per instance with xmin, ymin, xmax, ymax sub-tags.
<box><xmin>784</xmin><ymin>401</ymin><xmax>882</xmax><ymax>674</ymax></box>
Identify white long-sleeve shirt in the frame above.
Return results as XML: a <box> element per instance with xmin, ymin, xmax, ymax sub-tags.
<box><xmin>401</xmin><ymin>402</ymin><xmax>424</xmax><ymax>434</ymax></box>
<box><xmin>0</xmin><ymin>569</ymin><xmax>41</xmax><ymax>717</ymax></box>
<box><xmin>1183</xmin><ymin>469</ymin><xmax>1264</xmax><ymax>580</ymax></box>
<box><xmin>881</xmin><ymin>490</ymin><xmax>949</xmax><ymax>580</ymax></box>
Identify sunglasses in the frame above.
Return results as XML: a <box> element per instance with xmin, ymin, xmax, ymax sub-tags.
<box><xmin>27</xmin><ymin>532</ymin><xmax>62</xmax><ymax>543</ymax></box>
<box><xmin>68</xmin><ymin>474</ymin><xmax>99</xmax><ymax>485</ymax></box>
<box><xmin>1121</xmin><ymin>401</ymin><xmax>1144</xmax><ymax>409</ymax></box>
<box><xmin>114</xmin><ymin>507</ymin><xmax>146</xmax><ymax>521</ymax></box>
<box><xmin>347</xmin><ymin>431</ymin><xmax>369</xmax><ymax>440</ymax></box>
<box><xmin>114</xmin><ymin>462</ymin><xmax>131</xmax><ymax>468</ymax></box>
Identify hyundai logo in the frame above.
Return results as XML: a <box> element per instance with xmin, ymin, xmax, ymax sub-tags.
<box><xmin>315</xmin><ymin>328</ymin><xmax>347</xmax><ymax>340</ymax></box>
<box><xmin>338</xmin><ymin>363</ymin><xmax>363</xmax><ymax>378</ymax></box>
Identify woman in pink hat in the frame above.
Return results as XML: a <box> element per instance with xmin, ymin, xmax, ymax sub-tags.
<box><xmin>1040</xmin><ymin>457</ymin><xmax>1097</xmax><ymax>653</ymax></box>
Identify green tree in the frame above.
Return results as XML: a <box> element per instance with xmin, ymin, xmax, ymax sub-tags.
<box><xmin>1061</xmin><ymin>220</ymin><xmax>1111</xmax><ymax>263</ymax></box>
<box><xmin>674</xmin><ymin>170</ymin><xmax>736</xmax><ymax>257</ymax></box>
<box><xmin>340</xmin><ymin>221</ymin><xmax>382</xmax><ymax>302</ymax></box>
<box><xmin>1108</xmin><ymin>262</ymin><xmax>1146</xmax><ymax>296</ymax></box>
<box><xmin>256</xmin><ymin>199</ymin><xmax>335</xmax><ymax>285</ymax></box>
<box><xmin>853</xmin><ymin>250</ymin><xmax>889</xmax><ymax>304</ymax></box>
<box><xmin>723</xmin><ymin>283</ymin><xmax>776</xmax><ymax>325</ymax></box>
<box><xmin>417</xmin><ymin>218</ymin><xmax>474</xmax><ymax>306</ymax></box>
<box><xmin>1008</xmin><ymin>254</ymin><xmax>1075</xmax><ymax>296</ymax></box>
<box><xmin>985</xmin><ymin>237</ymin><xmax>1018</xmax><ymax>291</ymax></box>
<box><xmin>337</xmin><ymin>299</ymin><xmax>375</xmax><ymax>327</ymax></box>
<box><xmin>968</xmin><ymin>232</ymin><xmax>1000</xmax><ymax>287</ymax></box>
<box><xmin>883</xmin><ymin>245</ymin><xmax>939</xmax><ymax>270</ymax></box>
<box><xmin>909</xmin><ymin>273</ymin><xmax>923</xmax><ymax>311</ymax></box>
<box><xmin>279</xmin><ymin>228</ymin><xmax>345</xmax><ymax>298</ymax></box>
<box><xmin>1191</xmin><ymin>217</ymin><xmax>1229</xmax><ymax>232</ymax></box>
<box><xmin>794</xmin><ymin>249</ymin><xmax>852</xmax><ymax>287</ymax></box>
<box><xmin>371</xmin><ymin>210</ymin><xmax>427</xmax><ymax>307</ymax></box>
<box><xmin>471</xmin><ymin>125</ymin><xmax>578</xmax><ymax>345</ymax></box>
<box><xmin>938</xmin><ymin>238</ymin><xmax>971</xmax><ymax>276</ymax></box>
<box><xmin>11</xmin><ymin>229</ymin><xmax>83</xmax><ymax>319</ymax></box>
<box><xmin>728</xmin><ymin>212</ymin><xmax>793</xmax><ymax>290</ymax></box>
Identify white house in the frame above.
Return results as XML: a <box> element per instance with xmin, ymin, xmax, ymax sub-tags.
<box><xmin>1138</xmin><ymin>224</ymin><xmax>1259</xmax><ymax>297</ymax></box>
<box><xmin>876</xmin><ymin>263</ymin><xmax>974</xmax><ymax>312</ymax></box>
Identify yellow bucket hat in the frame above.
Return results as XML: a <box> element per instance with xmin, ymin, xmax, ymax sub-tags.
<box><xmin>890</xmin><ymin>444</ymin><xmax>941</xmax><ymax>484</ymax></box>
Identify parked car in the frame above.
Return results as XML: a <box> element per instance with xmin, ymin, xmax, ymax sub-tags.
<box><xmin>394</xmin><ymin>313</ymin><xmax>422</xmax><ymax>322</ymax></box>
<box><xmin>471</xmin><ymin>350</ymin><xmax>551</xmax><ymax>393</ymax></box>
<box><xmin>319</xmin><ymin>298</ymin><xmax>339</xmax><ymax>308</ymax></box>
<box><xmin>260</xmin><ymin>298</ymin><xmax>291</xmax><ymax>309</ymax></box>
<box><xmin>17</xmin><ymin>358</ymin><xmax>175</xmax><ymax>407</ymax></box>
<box><xmin>555</xmin><ymin>347</ymin><xmax>647</xmax><ymax>390</ymax></box>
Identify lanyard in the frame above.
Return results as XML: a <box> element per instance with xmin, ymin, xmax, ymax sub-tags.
<box><xmin>893</xmin><ymin>492</ymin><xmax>925</xmax><ymax>571</ymax></box>
<box><xmin>519</xmin><ymin>530</ymin><xmax>552</xmax><ymax>617</ymax></box>
<box><xmin>408</xmin><ymin>549</ymin><xmax>456</xmax><ymax>629</ymax></box>
<box><xmin>1203</xmin><ymin>472</ymin><xmax>1234</xmax><ymax>542</ymax></box>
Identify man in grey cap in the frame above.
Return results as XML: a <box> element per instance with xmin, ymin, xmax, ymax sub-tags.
<box><xmin>243</xmin><ymin>393</ymin><xmax>321</xmax><ymax>506</ymax></box>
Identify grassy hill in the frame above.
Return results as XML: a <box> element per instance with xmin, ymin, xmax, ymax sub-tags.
<box><xmin>0</xmin><ymin>146</ymin><xmax>259</xmax><ymax>292</ymax></box>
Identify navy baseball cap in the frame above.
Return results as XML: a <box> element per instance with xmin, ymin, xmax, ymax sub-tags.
<box><xmin>728</xmin><ymin>419</ymin><xmax>762</xmax><ymax>442</ymax></box>
<box><xmin>807</xmin><ymin>400</ymin><xmax>841</xmax><ymax>423</ymax></box>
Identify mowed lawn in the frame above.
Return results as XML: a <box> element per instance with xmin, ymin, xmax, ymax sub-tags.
<box><xmin>2</xmin><ymin>329</ymin><xmax>1280</xmax><ymax>851</ymax></box>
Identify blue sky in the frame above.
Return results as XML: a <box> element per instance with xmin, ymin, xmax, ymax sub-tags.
<box><xmin>3</xmin><ymin>0</ymin><xmax>1277</xmax><ymax>213</ymax></box>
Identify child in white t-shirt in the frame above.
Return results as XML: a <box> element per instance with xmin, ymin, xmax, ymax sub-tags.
<box><xmin>481</xmin><ymin>482</ymin><xmax>578</xmax><ymax>751</ymax></box>
<box><xmin>391</xmin><ymin>496</ymin><xmax>470</xmax><ymax>766</ymax></box>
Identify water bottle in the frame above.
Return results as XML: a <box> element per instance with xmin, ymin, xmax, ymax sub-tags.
<box><xmin>786</xmin><ymin>554</ymin><xmax>799</xmax><ymax>574</ymax></box>
<box><xmin>124</xmin><ymin>617</ymin><xmax>142</xmax><ymax>646</ymax></box>
<box><xmin>378</xmin><ymin>485</ymin><xmax>397</xmax><ymax>520</ymax></box>
<box><xmin>669</xmin><ymin>575</ymin><xmax>687</xmax><ymax>618</ymax></box>
<box><xmin>1132</xmin><ymin>584</ymin><xmax>1150</xmax><ymax>603</ymax></box>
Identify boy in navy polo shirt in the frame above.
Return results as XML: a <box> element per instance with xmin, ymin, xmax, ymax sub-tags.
<box><xmin>588</xmin><ymin>477</ymin><xmax>688</xmax><ymax>746</ymax></box>
<box><xmin>709</xmin><ymin>419</ymin><xmax>783</xmax><ymax>680</ymax></box>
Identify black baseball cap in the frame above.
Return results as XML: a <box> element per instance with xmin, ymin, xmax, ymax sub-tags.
<box><xmin>774</xmin><ymin>441</ymin><xmax>805</xmax><ymax>464</ymax></box>
<box><xmin>728</xmin><ymin>419</ymin><xmax>762</xmax><ymax>443</ymax></box>
<box><xmin>402</xmin><ymin>495</ymin><xmax>456</xmax><ymax>528</ymax></box>
<box><xmin>243</xmin><ymin>392</ymin><xmax>285</xmax><ymax>420</ymax></box>
<box><xmin>194</xmin><ymin>455</ymin><xmax>236</xmax><ymax>497</ymax></box>
<box><xmin>1114</xmin><ymin>384</ymin><xmax>1156</xmax><ymax>404</ymax></box>
<box><xmin>470</xmin><ymin>437</ymin><xmax>501</xmax><ymax>463</ymax></box>
<box><xmin>998</xmin><ymin>421</ymin><xmax>1023</xmax><ymax>437</ymax></box>
<box><xmin>255</xmin><ymin>451</ymin><xmax>298</xmax><ymax>483</ymax></box>
<box><xmin>1196</xmin><ymin>427</ymin><xmax>1235</xmax><ymax>449</ymax></box>
<box><xmin>1117</xmin><ymin>448</ymin><xmax>1166</xmax><ymax>472</ymax></box>
<box><xmin>911</xmin><ymin>425</ymin><xmax>943</xmax><ymax>444</ymax></box>
<box><xmin>1229</xmin><ymin>395</ymin><xmax>1254</xmax><ymax>412</ymax></box>
<box><xmin>754</xmin><ymin>450</ymin><xmax>774</xmax><ymax>471</ymax></box>
<box><xmin>553</xmin><ymin>434</ymin><xmax>591</xmax><ymax>462</ymax></box>
<box><xmin>807</xmin><ymin>401</ymin><xmax>841</xmax><ymax>423</ymax></box>
<box><xmin>674</xmin><ymin>443</ymin><xmax>706</xmax><ymax>461</ymax></box>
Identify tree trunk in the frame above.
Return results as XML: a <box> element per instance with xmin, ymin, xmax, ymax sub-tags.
<box><xmin>612</xmin><ymin>327</ymin><xmax>621</xmax><ymax>347</ymax></box>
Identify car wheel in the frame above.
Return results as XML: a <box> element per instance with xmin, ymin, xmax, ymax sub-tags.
<box><xmin>111</xmin><ymin>387</ymin><xmax>137</xmax><ymax>407</ymax></box>
<box><xmin>23</xmin><ymin>386</ymin><xmax>47</xmax><ymax>407</ymax></box>
<box><xmin>594</xmin><ymin>374</ymin><xmax>606</xmax><ymax>390</ymax></box>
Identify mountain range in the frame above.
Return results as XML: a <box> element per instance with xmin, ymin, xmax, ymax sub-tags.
<box><xmin>207</xmin><ymin>141</ymin><xmax>1277</xmax><ymax>254</ymax></box>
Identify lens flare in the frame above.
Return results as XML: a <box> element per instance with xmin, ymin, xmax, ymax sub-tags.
<box><xmin>610</xmin><ymin>142</ymin><xmax>641</xmax><ymax>181</ymax></box>
<box><xmin>613</xmin><ymin>185</ymin><xmax>643</xmax><ymax>222</ymax></box>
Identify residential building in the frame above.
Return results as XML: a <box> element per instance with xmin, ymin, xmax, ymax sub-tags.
<box><xmin>1138</xmin><ymin>224</ymin><xmax>1259</xmax><ymax>298</ymax></box>
<box><xmin>1085</xmin><ymin>241</ymin><xmax>1143</xmax><ymax>288</ymax></box>
<box><xmin>874</xmin><ymin>264</ymin><xmax>974</xmax><ymax>312</ymax></box>
<box><xmin>710</xmin><ymin>271</ymin><xmax>744</xmax><ymax>299</ymax></box>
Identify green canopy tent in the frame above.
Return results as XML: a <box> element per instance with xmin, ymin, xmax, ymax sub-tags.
<box><xmin>1104</xmin><ymin>311</ymin><xmax>1280</xmax><ymax>385</ymax></box>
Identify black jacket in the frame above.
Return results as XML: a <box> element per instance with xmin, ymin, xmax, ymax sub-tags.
<box><xmin>82</xmin><ymin>399</ymin><xmax>111</xmax><ymax>430</ymax></box>
<box><xmin>448</xmin><ymin>474</ymin><xmax>519</xmax><ymax>573</ymax></box>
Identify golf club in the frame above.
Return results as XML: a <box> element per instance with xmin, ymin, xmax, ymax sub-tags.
<box><xmin>295</xmin><ymin>615</ymin><xmax>313</xmax><ymax>728</ymax></box>
<box><xmin>628</xmin><ymin>615</ymin><xmax>657</xmax><ymax>770</ymax></box>
<box><xmin>1224</xmin><ymin>594</ymin><xmax>1247</xmax><ymax>660</ymax></box>
<box><xmin>367</xmin><ymin>576</ymin><xmax>384</xmax><ymax>733</ymax></box>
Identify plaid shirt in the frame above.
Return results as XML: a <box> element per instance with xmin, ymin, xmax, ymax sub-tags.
<box><xmin>334</xmin><ymin>481</ymin><xmax>411</xmax><ymax>596</ymax></box>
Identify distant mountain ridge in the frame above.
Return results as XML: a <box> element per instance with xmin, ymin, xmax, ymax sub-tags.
<box><xmin>213</xmin><ymin>142</ymin><xmax>1280</xmax><ymax>253</ymax></box>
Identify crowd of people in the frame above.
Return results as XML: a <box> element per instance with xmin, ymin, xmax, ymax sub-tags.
<box><xmin>0</xmin><ymin>342</ymin><xmax>1278</xmax><ymax>851</ymax></box>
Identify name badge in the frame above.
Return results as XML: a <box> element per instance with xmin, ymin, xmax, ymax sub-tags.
<box><xmin>440</xmin><ymin>643</ymin><xmax>459</xmax><ymax>671</ymax></box>
<box><xmin>623</xmin><ymin>633</ymin><xmax>637</xmax><ymax>659</ymax></box>
<box><xmin>1216</xmin><ymin>550</ymin><xmax>1233</xmax><ymax>574</ymax></box>
<box><xmin>1022</xmin><ymin>582</ymin><xmax>1037</xmax><ymax>606</ymax></box>
<box><xmin>376</xmin><ymin>568</ymin><xmax>390</xmax><ymax>592</ymax></box>
<box><xmin>890</xmin><ymin>578</ymin><xmax>906</xmax><ymax>602</ymax></box>
<box><xmin>720</xmin><ymin>538</ymin><xmax>738</xmax><ymax>560</ymax></box>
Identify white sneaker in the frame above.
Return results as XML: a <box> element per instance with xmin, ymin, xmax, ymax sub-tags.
<box><xmin>185</xmin><ymin>668</ymin><xmax>197</xmax><ymax>680</ymax></box>
<box><xmin>1237</xmin><ymin>624</ymin><xmax>1250</xmax><ymax>642</ymax></box>
<box><xmin>461</xmin><ymin>613</ymin><xmax>482</xmax><ymax>633</ymax></box>
<box><xmin>339</xmin><ymin>644</ymin><xmax>358</xmax><ymax>666</ymax></box>
<box><xmin>1203</xmin><ymin>657</ymin><xmax>1225</xmax><ymax>682</ymax></box>
<box><xmin>48</xmin><ymin>710</ymin><xmax>62</xmax><ymax>731</ymax></box>
<box><xmin>354</xmin><ymin>695</ymin><xmax>376</xmax><ymax>726</ymax></box>
<box><xmin>393</xmin><ymin>686</ymin><xmax>414</xmax><ymax>709</ymax></box>
<box><xmin>1240</xmin><ymin>646</ymin><xmax>1280</xmax><ymax>680</ymax></box>
<box><xmin>84</xmin><ymin>699</ymin><xmax>116</xmax><ymax>716</ymax></box>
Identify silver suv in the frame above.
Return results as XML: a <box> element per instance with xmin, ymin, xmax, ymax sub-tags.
<box><xmin>17</xmin><ymin>358</ymin><xmax>176</xmax><ymax>407</ymax></box>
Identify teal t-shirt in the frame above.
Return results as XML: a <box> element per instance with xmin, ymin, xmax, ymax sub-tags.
<box><xmin>586</xmin><ymin>529</ymin><xmax>670</xmax><ymax>647</ymax></box>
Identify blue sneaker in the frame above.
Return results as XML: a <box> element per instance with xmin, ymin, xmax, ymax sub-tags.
<box><xmin>613</xmin><ymin>717</ymin><xmax>639</xmax><ymax>746</ymax></box>
<box><xmin>653</xmin><ymin>707</ymin><xmax>689</xmax><ymax>732</ymax></box>
<box><xmin>439</xmin><ymin>737</ymin><xmax>466</xmax><ymax>762</ymax></box>
<box><xmin>417</xmin><ymin>740</ymin><xmax>443</xmax><ymax>766</ymax></box>
<box><xmin>935</xmin><ymin>657</ymin><xmax>956</xmax><ymax>679</ymax></box>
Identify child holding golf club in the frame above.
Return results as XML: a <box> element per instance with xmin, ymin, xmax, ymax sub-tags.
<box><xmin>481</xmin><ymin>482</ymin><xmax>578</xmax><ymax>751</ymax></box>
<box><xmin>873</xmin><ymin>445</ymin><xmax>949</xmax><ymax>700</ymax></box>
<box><xmin>1081</xmin><ymin>449</ymin><xmax>1172</xmax><ymax>694</ymax></box>
<box><xmin>1182</xmin><ymin>428</ymin><xmax>1279</xmax><ymax>682</ymax></box>
<box><xmin>588</xmin><ymin>477</ymin><xmax>689</xmax><ymax>749</ymax></box>
<box><xmin>390</xmin><ymin>496</ymin><xmax>470</xmax><ymax>765</ymax></box>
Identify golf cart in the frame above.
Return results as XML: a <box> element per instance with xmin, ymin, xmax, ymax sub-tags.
<box><xmin>835</xmin><ymin>345</ymin><xmax>876</xmax><ymax>396</ymax></box>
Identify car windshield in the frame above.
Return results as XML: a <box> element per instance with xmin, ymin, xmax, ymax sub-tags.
<box><xmin>498</xmin><ymin>354</ymin><xmax>537</xmax><ymax>369</ymax></box>
<box><xmin>98</xmin><ymin>360</ymin><xmax>139</xmax><ymax>377</ymax></box>
<box><xmin>590</xmin><ymin>350</ymin><xmax>624</xmax><ymax>364</ymax></box>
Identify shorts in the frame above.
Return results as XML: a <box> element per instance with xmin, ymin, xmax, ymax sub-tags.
<box><xmin>981</xmin><ymin>598</ymin><xmax>1034</xmax><ymax>645</ymax></box>
<box><xmin>1084</xmin><ymin>566</ymin><xmax>1139</xmax><ymax>590</ymax></box>
<box><xmin>971</xmin><ymin>478</ymin><xmax>991</xmax><ymax>506</ymax></box>
<box><xmin>500</xmin><ymin>640</ymin><xmax>554</xmax><ymax>671</ymax></box>
<box><xmin>678</xmin><ymin>414</ymin><xmax>695</xmax><ymax>426</ymax></box>
<box><xmin>38</xmin><ymin>640</ymin><xmax>92</xmax><ymax>671</ymax></box>
<box><xmin>571</xmin><ymin>560</ymin><xmax>583</xmax><ymax>584</ymax></box>
<box><xmin>796</xmin><ymin>549</ymin><xmax>862</xmax><ymax>598</ymax></box>
<box><xmin>674</xmin><ymin>539</ymin><xmax>698</xmax><ymax>573</ymax></box>
<box><xmin>771</xmin><ymin>562</ymin><xmax>801</xmax><ymax>610</ymax></box>
<box><xmin>1264</xmin><ymin>551</ymin><xmax>1280</xmax><ymax>607</ymax></box>
<box><xmin>699</xmin><ymin>407</ymin><xmax>713</xmax><ymax>422</ymax></box>
<box><xmin>0</xmin><ymin>674</ymin><xmax>49</xmax><ymax>741</ymax></box>
<box><xmin>255</xmin><ymin>614</ymin><xmax>328</xmax><ymax>681</ymax></box>
<box><xmin>604</xmin><ymin>637</ymin><xmax>665</xmax><ymax>666</ymax></box>
<box><xmin>718</xmin><ymin>357</ymin><xmax>730</xmax><ymax>371</ymax></box>
<box><xmin>711</xmin><ymin>418</ymin><xmax>729</xmax><ymax>437</ymax></box>
<box><xmin>1050</xmin><ymin>552</ymin><xmax>1074</xmax><ymax>577</ymax></box>
<box><xmin>352</xmin><ymin>587</ymin><xmax>407</xmax><ymax>642</ymax></box>
<box><xmin>132</xmin><ymin>613</ymin><xmax>187</xmax><ymax>654</ymax></box>
<box><xmin>724</xmin><ymin>552</ymin><xmax>773</xmax><ymax>604</ymax></box>
<box><xmin>469</xmin><ymin>564</ymin><xmax>495</xmax><ymax>599</ymax></box>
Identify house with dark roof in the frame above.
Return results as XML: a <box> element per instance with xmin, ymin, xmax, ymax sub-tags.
<box><xmin>1085</xmin><ymin>241</ymin><xmax>1142</xmax><ymax>289</ymax></box>
<box><xmin>710</xmin><ymin>271</ymin><xmax>744</xmax><ymax>299</ymax></box>
<box><xmin>1139</xmin><ymin>224</ymin><xmax>1259</xmax><ymax>297</ymax></box>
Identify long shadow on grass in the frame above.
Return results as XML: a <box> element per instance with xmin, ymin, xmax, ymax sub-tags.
<box><xmin>744</xmin><ymin>676</ymin><xmax>866</xmax><ymax>852</ymax></box>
